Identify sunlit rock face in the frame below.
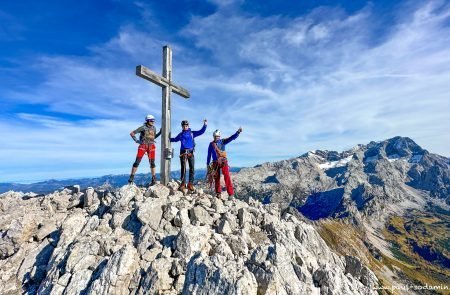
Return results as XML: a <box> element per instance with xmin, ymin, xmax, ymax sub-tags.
<box><xmin>234</xmin><ymin>136</ymin><xmax>449</xmax><ymax>224</ymax></box>
<box><xmin>0</xmin><ymin>183</ymin><xmax>377</xmax><ymax>294</ymax></box>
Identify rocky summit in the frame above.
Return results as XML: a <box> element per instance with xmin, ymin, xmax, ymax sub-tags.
<box><xmin>234</xmin><ymin>136</ymin><xmax>449</xmax><ymax>225</ymax></box>
<box><xmin>1</xmin><ymin>136</ymin><xmax>448</xmax><ymax>294</ymax></box>
<box><xmin>0</xmin><ymin>182</ymin><xmax>378</xmax><ymax>294</ymax></box>
<box><xmin>234</xmin><ymin>136</ymin><xmax>450</xmax><ymax>293</ymax></box>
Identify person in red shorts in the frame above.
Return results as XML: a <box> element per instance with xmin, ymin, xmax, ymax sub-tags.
<box><xmin>207</xmin><ymin>127</ymin><xmax>242</xmax><ymax>199</ymax></box>
<box><xmin>128</xmin><ymin>114</ymin><xmax>161</xmax><ymax>185</ymax></box>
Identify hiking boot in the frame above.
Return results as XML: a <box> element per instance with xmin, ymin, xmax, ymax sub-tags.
<box><xmin>150</xmin><ymin>176</ymin><xmax>156</xmax><ymax>186</ymax></box>
<box><xmin>179</xmin><ymin>182</ymin><xmax>186</xmax><ymax>191</ymax></box>
<box><xmin>187</xmin><ymin>182</ymin><xmax>195</xmax><ymax>192</ymax></box>
<box><xmin>128</xmin><ymin>175</ymin><xmax>135</xmax><ymax>184</ymax></box>
<box><xmin>215</xmin><ymin>193</ymin><xmax>222</xmax><ymax>199</ymax></box>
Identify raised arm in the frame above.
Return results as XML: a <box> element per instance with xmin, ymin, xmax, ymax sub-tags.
<box><xmin>193</xmin><ymin>119</ymin><xmax>207</xmax><ymax>137</ymax></box>
<box><xmin>223</xmin><ymin>129</ymin><xmax>241</xmax><ymax>145</ymax></box>
<box><xmin>222</xmin><ymin>131</ymin><xmax>239</xmax><ymax>144</ymax></box>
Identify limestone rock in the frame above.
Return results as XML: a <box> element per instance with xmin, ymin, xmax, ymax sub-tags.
<box><xmin>175</xmin><ymin>224</ymin><xmax>210</xmax><ymax>258</ymax></box>
<box><xmin>35</xmin><ymin>222</ymin><xmax>57</xmax><ymax>241</ymax></box>
<box><xmin>146</xmin><ymin>184</ymin><xmax>170</xmax><ymax>199</ymax></box>
<box><xmin>189</xmin><ymin>206</ymin><xmax>214</xmax><ymax>226</ymax></box>
<box><xmin>139</xmin><ymin>258</ymin><xmax>174</xmax><ymax>294</ymax></box>
<box><xmin>344</xmin><ymin>255</ymin><xmax>378</xmax><ymax>289</ymax></box>
<box><xmin>84</xmin><ymin>187</ymin><xmax>100</xmax><ymax>213</ymax></box>
<box><xmin>217</xmin><ymin>219</ymin><xmax>232</xmax><ymax>235</ymax></box>
<box><xmin>174</xmin><ymin>208</ymin><xmax>190</xmax><ymax>228</ymax></box>
<box><xmin>0</xmin><ymin>183</ymin><xmax>380</xmax><ymax>295</ymax></box>
<box><xmin>183</xmin><ymin>253</ymin><xmax>258</xmax><ymax>295</ymax></box>
<box><xmin>65</xmin><ymin>185</ymin><xmax>80</xmax><ymax>194</ymax></box>
<box><xmin>163</xmin><ymin>205</ymin><xmax>179</xmax><ymax>222</ymax></box>
<box><xmin>88</xmin><ymin>245</ymin><xmax>139</xmax><ymax>294</ymax></box>
<box><xmin>136</xmin><ymin>198</ymin><xmax>165</xmax><ymax>231</ymax></box>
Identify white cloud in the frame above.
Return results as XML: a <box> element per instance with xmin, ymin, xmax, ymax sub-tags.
<box><xmin>206</xmin><ymin>0</ymin><xmax>244</xmax><ymax>8</ymax></box>
<box><xmin>1</xmin><ymin>1</ymin><xmax>450</xmax><ymax>182</ymax></box>
<box><xmin>181</xmin><ymin>0</ymin><xmax>450</xmax><ymax>158</ymax></box>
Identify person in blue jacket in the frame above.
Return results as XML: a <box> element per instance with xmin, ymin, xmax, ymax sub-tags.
<box><xmin>207</xmin><ymin>127</ymin><xmax>242</xmax><ymax>198</ymax></box>
<box><xmin>171</xmin><ymin>119</ymin><xmax>207</xmax><ymax>191</ymax></box>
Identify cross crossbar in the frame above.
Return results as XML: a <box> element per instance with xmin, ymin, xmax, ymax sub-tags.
<box><xmin>136</xmin><ymin>65</ymin><xmax>190</xmax><ymax>98</ymax></box>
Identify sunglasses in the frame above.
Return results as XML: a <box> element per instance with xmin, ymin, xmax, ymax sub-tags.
<box><xmin>146</xmin><ymin>120</ymin><xmax>155</xmax><ymax>122</ymax></box>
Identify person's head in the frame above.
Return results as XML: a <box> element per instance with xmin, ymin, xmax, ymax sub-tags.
<box><xmin>181</xmin><ymin>120</ymin><xmax>189</xmax><ymax>130</ymax></box>
<box><xmin>145</xmin><ymin>114</ymin><xmax>155</xmax><ymax>125</ymax></box>
<box><xmin>213</xmin><ymin>129</ymin><xmax>221</xmax><ymax>141</ymax></box>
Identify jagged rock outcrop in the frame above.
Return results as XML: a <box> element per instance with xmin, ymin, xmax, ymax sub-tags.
<box><xmin>0</xmin><ymin>183</ymin><xmax>378</xmax><ymax>294</ymax></box>
<box><xmin>234</xmin><ymin>136</ymin><xmax>449</xmax><ymax>224</ymax></box>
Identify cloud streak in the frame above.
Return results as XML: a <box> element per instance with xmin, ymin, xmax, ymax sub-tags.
<box><xmin>1</xmin><ymin>1</ymin><xmax>449</xmax><ymax>182</ymax></box>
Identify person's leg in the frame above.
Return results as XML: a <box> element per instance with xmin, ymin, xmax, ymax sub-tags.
<box><xmin>222</xmin><ymin>164</ymin><xmax>234</xmax><ymax>196</ymax></box>
<box><xmin>149</xmin><ymin>159</ymin><xmax>156</xmax><ymax>185</ymax></box>
<box><xmin>187</xmin><ymin>154</ymin><xmax>195</xmax><ymax>191</ymax></box>
<box><xmin>129</xmin><ymin>166</ymin><xmax>138</xmax><ymax>183</ymax></box>
<box><xmin>129</xmin><ymin>144</ymin><xmax>146</xmax><ymax>183</ymax></box>
<box><xmin>179</xmin><ymin>155</ymin><xmax>187</xmax><ymax>190</ymax></box>
<box><xmin>214</xmin><ymin>163</ymin><xmax>222</xmax><ymax>195</ymax></box>
<box><xmin>149</xmin><ymin>144</ymin><xmax>157</xmax><ymax>185</ymax></box>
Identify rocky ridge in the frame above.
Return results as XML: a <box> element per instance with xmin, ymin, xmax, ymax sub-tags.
<box><xmin>234</xmin><ymin>136</ymin><xmax>449</xmax><ymax>225</ymax></box>
<box><xmin>0</xmin><ymin>183</ymin><xmax>379</xmax><ymax>294</ymax></box>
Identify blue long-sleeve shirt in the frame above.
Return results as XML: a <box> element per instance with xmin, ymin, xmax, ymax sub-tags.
<box><xmin>170</xmin><ymin>124</ymin><xmax>207</xmax><ymax>152</ymax></box>
<box><xmin>207</xmin><ymin>131</ymin><xmax>240</xmax><ymax>165</ymax></box>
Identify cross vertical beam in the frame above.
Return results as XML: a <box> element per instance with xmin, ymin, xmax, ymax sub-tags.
<box><xmin>136</xmin><ymin>46</ymin><xmax>190</xmax><ymax>185</ymax></box>
<box><xmin>161</xmin><ymin>46</ymin><xmax>172</xmax><ymax>185</ymax></box>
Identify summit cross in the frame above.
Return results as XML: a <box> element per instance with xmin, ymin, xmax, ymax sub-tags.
<box><xmin>136</xmin><ymin>45</ymin><xmax>190</xmax><ymax>185</ymax></box>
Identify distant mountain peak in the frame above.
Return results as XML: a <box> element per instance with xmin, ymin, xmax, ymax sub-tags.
<box><xmin>235</xmin><ymin>136</ymin><xmax>449</xmax><ymax>224</ymax></box>
<box><xmin>304</xmin><ymin>136</ymin><xmax>427</xmax><ymax>165</ymax></box>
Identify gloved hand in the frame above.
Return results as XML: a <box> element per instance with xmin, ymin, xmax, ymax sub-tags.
<box><xmin>238</xmin><ymin>127</ymin><xmax>243</xmax><ymax>133</ymax></box>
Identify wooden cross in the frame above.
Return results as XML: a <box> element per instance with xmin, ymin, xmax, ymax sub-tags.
<box><xmin>136</xmin><ymin>45</ymin><xmax>190</xmax><ymax>185</ymax></box>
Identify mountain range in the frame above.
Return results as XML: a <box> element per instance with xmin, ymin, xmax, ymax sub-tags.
<box><xmin>0</xmin><ymin>136</ymin><xmax>448</xmax><ymax>294</ymax></box>
<box><xmin>0</xmin><ymin>168</ymin><xmax>241</xmax><ymax>194</ymax></box>
<box><xmin>234</xmin><ymin>136</ymin><xmax>449</xmax><ymax>292</ymax></box>
<box><xmin>235</xmin><ymin>136</ymin><xmax>449</xmax><ymax>221</ymax></box>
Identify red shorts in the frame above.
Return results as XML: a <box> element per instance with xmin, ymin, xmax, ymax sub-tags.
<box><xmin>136</xmin><ymin>143</ymin><xmax>156</xmax><ymax>159</ymax></box>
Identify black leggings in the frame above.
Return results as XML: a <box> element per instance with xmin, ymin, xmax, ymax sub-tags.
<box><xmin>133</xmin><ymin>157</ymin><xmax>155</xmax><ymax>168</ymax></box>
<box><xmin>180</xmin><ymin>154</ymin><xmax>195</xmax><ymax>183</ymax></box>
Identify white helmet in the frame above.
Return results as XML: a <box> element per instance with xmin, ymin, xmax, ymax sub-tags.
<box><xmin>213</xmin><ymin>129</ymin><xmax>221</xmax><ymax>137</ymax></box>
<box><xmin>145</xmin><ymin>114</ymin><xmax>155</xmax><ymax>121</ymax></box>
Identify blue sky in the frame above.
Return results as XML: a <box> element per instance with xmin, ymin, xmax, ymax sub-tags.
<box><xmin>1</xmin><ymin>0</ymin><xmax>449</xmax><ymax>183</ymax></box>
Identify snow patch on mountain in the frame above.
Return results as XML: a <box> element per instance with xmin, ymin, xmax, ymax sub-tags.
<box><xmin>317</xmin><ymin>155</ymin><xmax>353</xmax><ymax>170</ymax></box>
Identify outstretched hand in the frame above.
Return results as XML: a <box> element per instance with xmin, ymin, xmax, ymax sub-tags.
<box><xmin>203</xmin><ymin>119</ymin><xmax>208</xmax><ymax>125</ymax></box>
<box><xmin>238</xmin><ymin>127</ymin><xmax>243</xmax><ymax>133</ymax></box>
